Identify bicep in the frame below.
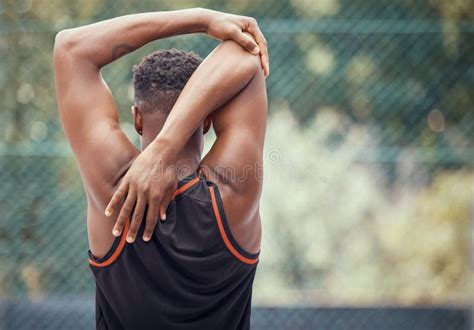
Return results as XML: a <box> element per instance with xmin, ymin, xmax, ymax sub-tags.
<box><xmin>54</xmin><ymin>47</ymin><xmax>138</xmax><ymax>208</ymax></box>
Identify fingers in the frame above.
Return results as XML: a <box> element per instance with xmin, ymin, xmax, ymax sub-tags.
<box><xmin>231</xmin><ymin>29</ymin><xmax>260</xmax><ymax>55</ymax></box>
<box><xmin>159</xmin><ymin>188</ymin><xmax>174</xmax><ymax>222</ymax></box>
<box><xmin>105</xmin><ymin>181</ymin><xmax>128</xmax><ymax>217</ymax></box>
<box><xmin>127</xmin><ymin>194</ymin><xmax>146</xmax><ymax>243</ymax></box>
<box><xmin>112</xmin><ymin>189</ymin><xmax>136</xmax><ymax>238</ymax></box>
<box><xmin>247</xmin><ymin>22</ymin><xmax>270</xmax><ymax>77</ymax></box>
<box><xmin>143</xmin><ymin>202</ymin><xmax>159</xmax><ymax>242</ymax></box>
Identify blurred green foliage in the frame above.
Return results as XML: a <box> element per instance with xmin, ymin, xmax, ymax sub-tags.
<box><xmin>0</xmin><ymin>0</ymin><xmax>473</xmax><ymax>306</ymax></box>
<box><xmin>258</xmin><ymin>108</ymin><xmax>472</xmax><ymax>305</ymax></box>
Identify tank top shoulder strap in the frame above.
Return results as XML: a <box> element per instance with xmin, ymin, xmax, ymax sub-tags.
<box><xmin>198</xmin><ymin>166</ymin><xmax>260</xmax><ymax>266</ymax></box>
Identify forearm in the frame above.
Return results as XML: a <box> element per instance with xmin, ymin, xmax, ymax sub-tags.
<box><xmin>54</xmin><ymin>8</ymin><xmax>213</xmax><ymax>68</ymax></box>
<box><xmin>152</xmin><ymin>40</ymin><xmax>261</xmax><ymax>158</ymax></box>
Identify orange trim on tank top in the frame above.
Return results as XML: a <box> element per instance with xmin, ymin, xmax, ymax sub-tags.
<box><xmin>209</xmin><ymin>186</ymin><xmax>259</xmax><ymax>265</ymax></box>
<box><xmin>88</xmin><ymin>218</ymin><xmax>130</xmax><ymax>267</ymax></box>
<box><xmin>172</xmin><ymin>176</ymin><xmax>200</xmax><ymax>199</ymax></box>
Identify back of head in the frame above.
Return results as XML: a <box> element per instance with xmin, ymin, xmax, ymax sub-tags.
<box><xmin>133</xmin><ymin>48</ymin><xmax>203</xmax><ymax>114</ymax></box>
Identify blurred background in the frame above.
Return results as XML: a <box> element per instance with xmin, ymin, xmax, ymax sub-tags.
<box><xmin>0</xmin><ymin>0</ymin><xmax>473</xmax><ymax>329</ymax></box>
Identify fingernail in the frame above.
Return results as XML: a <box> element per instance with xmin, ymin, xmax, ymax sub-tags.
<box><xmin>113</xmin><ymin>229</ymin><xmax>120</xmax><ymax>236</ymax></box>
<box><xmin>161</xmin><ymin>214</ymin><xmax>166</xmax><ymax>221</ymax></box>
<box><xmin>252</xmin><ymin>47</ymin><xmax>260</xmax><ymax>55</ymax></box>
<box><xmin>126</xmin><ymin>236</ymin><xmax>133</xmax><ymax>243</ymax></box>
<box><xmin>105</xmin><ymin>210</ymin><xmax>112</xmax><ymax>216</ymax></box>
<box><xmin>143</xmin><ymin>236</ymin><xmax>150</xmax><ymax>242</ymax></box>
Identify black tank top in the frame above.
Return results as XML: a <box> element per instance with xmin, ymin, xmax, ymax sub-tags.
<box><xmin>88</xmin><ymin>171</ymin><xmax>260</xmax><ymax>330</ymax></box>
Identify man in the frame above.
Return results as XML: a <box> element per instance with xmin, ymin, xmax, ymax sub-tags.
<box><xmin>54</xmin><ymin>8</ymin><xmax>268</xmax><ymax>330</ymax></box>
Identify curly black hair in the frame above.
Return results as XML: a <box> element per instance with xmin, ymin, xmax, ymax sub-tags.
<box><xmin>132</xmin><ymin>48</ymin><xmax>203</xmax><ymax>113</ymax></box>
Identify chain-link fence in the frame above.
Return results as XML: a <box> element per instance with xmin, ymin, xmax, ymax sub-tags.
<box><xmin>1</xmin><ymin>0</ymin><xmax>473</xmax><ymax>328</ymax></box>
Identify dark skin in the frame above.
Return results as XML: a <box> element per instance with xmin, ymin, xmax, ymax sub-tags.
<box><xmin>53</xmin><ymin>8</ymin><xmax>268</xmax><ymax>259</ymax></box>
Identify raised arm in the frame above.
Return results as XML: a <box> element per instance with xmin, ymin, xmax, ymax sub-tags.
<box><xmin>53</xmin><ymin>8</ymin><xmax>268</xmax><ymax>211</ymax></box>
<box><xmin>107</xmin><ymin>39</ymin><xmax>267</xmax><ymax>246</ymax></box>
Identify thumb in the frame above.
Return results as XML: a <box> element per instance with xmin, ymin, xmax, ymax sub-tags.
<box><xmin>234</xmin><ymin>31</ymin><xmax>260</xmax><ymax>54</ymax></box>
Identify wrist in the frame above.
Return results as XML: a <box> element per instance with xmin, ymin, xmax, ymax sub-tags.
<box><xmin>149</xmin><ymin>137</ymin><xmax>179</xmax><ymax>163</ymax></box>
<box><xmin>191</xmin><ymin>7</ymin><xmax>218</xmax><ymax>33</ymax></box>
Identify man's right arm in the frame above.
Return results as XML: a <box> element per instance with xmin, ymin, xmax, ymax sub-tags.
<box><xmin>107</xmin><ymin>40</ymin><xmax>267</xmax><ymax>245</ymax></box>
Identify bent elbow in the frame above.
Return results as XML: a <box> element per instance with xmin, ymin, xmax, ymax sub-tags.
<box><xmin>53</xmin><ymin>29</ymin><xmax>81</xmax><ymax>62</ymax></box>
<box><xmin>54</xmin><ymin>30</ymin><xmax>72</xmax><ymax>51</ymax></box>
<box><xmin>220</xmin><ymin>40</ymin><xmax>262</xmax><ymax>76</ymax></box>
